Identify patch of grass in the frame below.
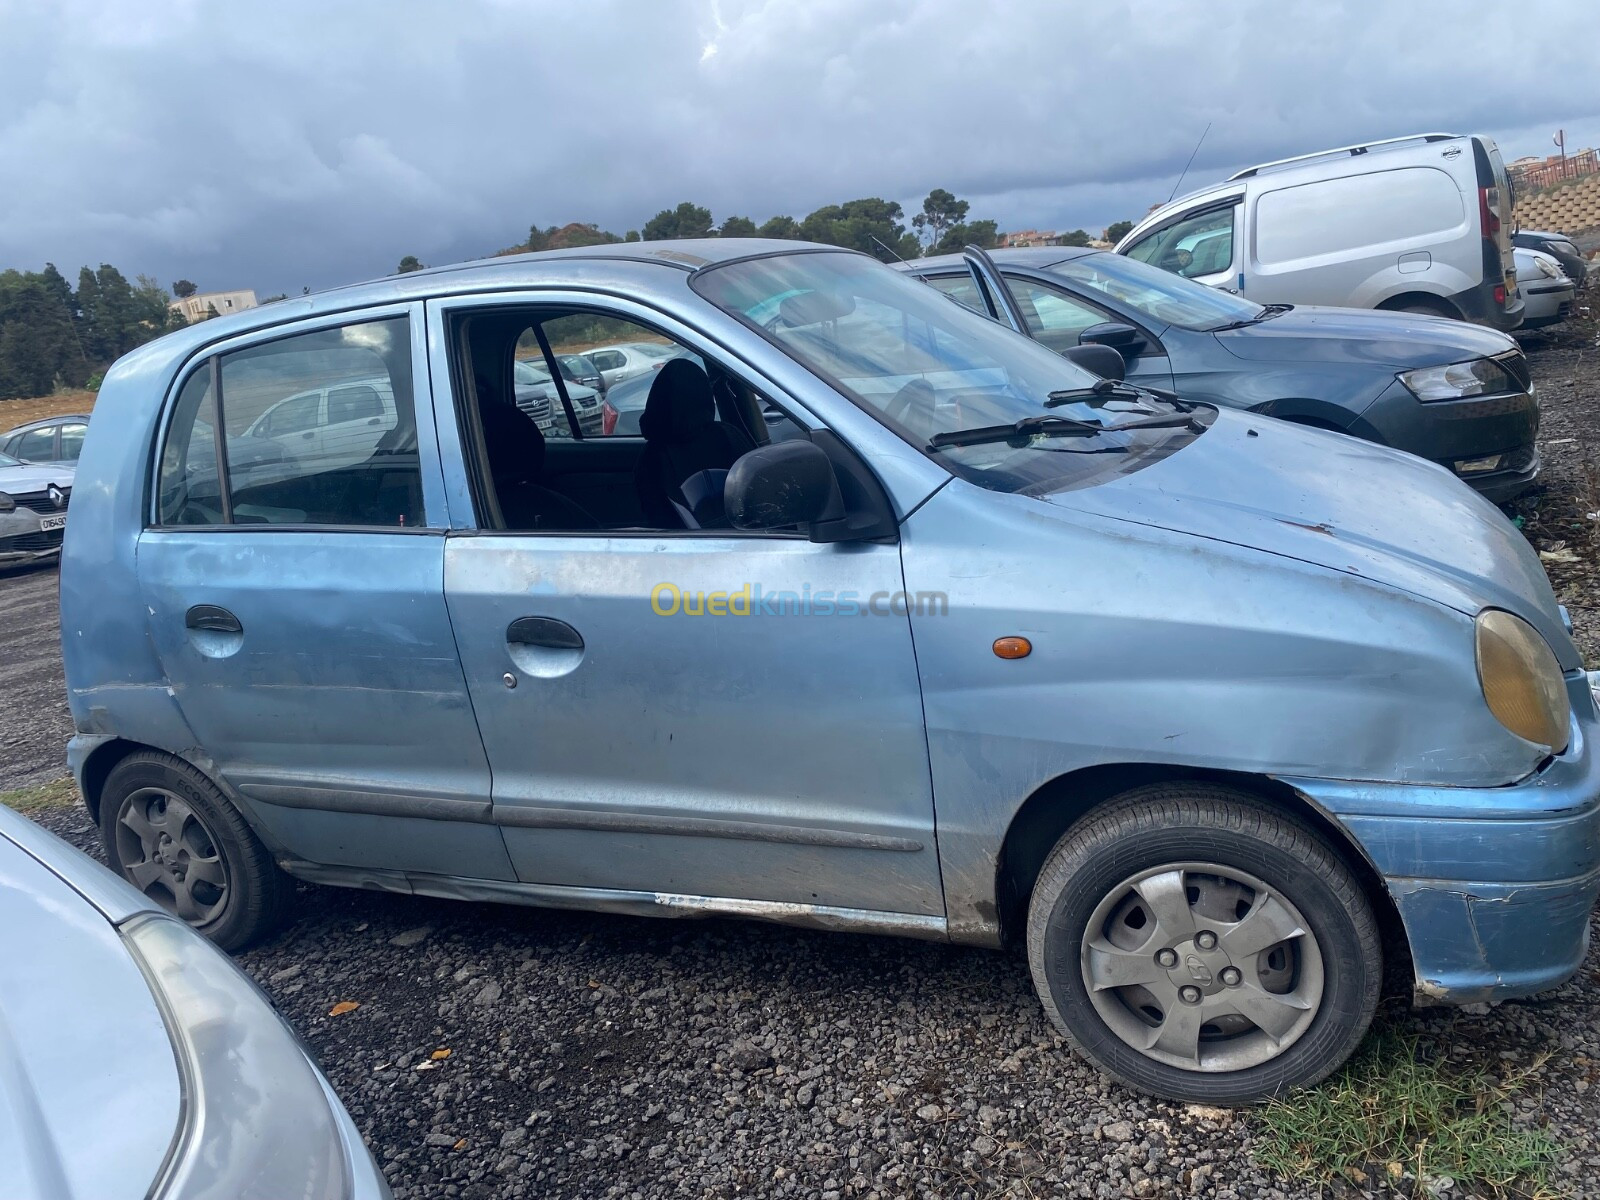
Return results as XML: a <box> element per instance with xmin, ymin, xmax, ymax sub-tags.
<box><xmin>0</xmin><ymin>776</ymin><xmax>80</xmax><ymax>815</ymax></box>
<box><xmin>1253</xmin><ymin>1030</ymin><xmax>1563</xmax><ymax>1198</ymax></box>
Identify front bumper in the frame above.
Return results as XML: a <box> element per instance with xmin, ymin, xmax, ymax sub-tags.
<box><xmin>1357</xmin><ymin>377</ymin><xmax>1540</xmax><ymax>502</ymax></box>
<box><xmin>0</xmin><ymin>508</ymin><xmax>65</xmax><ymax>564</ymax></box>
<box><xmin>1283</xmin><ymin>672</ymin><xmax>1600</xmax><ymax>1005</ymax></box>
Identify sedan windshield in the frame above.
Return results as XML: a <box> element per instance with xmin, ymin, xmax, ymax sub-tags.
<box><xmin>1051</xmin><ymin>252</ymin><xmax>1267</xmax><ymax>332</ymax></box>
<box><xmin>694</xmin><ymin>251</ymin><xmax>1208</xmax><ymax>494</ymax></box>
<box><xmin>0</xmin><ymin>450</ymin><xmax>20</xmax><ymax>467</ymax></box>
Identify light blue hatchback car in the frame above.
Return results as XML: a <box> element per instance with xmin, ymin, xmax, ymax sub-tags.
<box><xmin>60</xmin><ymin>240</ymin><xmax>1600</xmax><ymax>1103</ymax></box>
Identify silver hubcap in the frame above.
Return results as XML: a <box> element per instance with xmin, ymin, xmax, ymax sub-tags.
<box><xmin>114</xmin><ymin>787</ymin><xmax>229</xmax><ymax>924</ymax></box>
<box><xmin>1079</xmin><ymin>862</ymin><xmax>1324</xmax><ymax>1072</ymax></box>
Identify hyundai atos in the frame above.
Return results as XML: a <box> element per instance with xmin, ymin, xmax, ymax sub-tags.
<box><xmin>60</xmin><ymin>240</ymin><xmax>1600</xmax><ymax>1103</ymax></box>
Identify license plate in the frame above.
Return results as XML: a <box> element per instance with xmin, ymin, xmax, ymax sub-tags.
<box><xmin>39</xmin><ymin>514</ymin><xmax>66</xmax><ymax>532</ymax></box>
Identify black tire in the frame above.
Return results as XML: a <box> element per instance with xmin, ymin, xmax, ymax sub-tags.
<box><xmin>1026</xmin><ymin>783</ymin><xmax>1380</xmax><ymax>1104</ymax></box>
<box><xmin>99</xmin><ymin>751</ymin><xmax>294</xmax><ymax>951</ymax></box>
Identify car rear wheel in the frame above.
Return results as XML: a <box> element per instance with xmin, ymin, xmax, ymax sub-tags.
<box><xmin>99</xmin><ymin>751</ymin><xmax>294</xmax><ymax>951</ymax></box>
<box><xmin>1026</xmin><ymin>783</ymin><xmax>1380</xmax><ymax>1104</ymax></box>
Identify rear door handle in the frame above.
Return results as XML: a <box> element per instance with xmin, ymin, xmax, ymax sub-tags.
<box><xmin>186</xmin><ymin>605</ymin><xmax>242</xmax><ymax>634</ymax></box>
<box><xmin>506</xmin><ymin>616</ymin><xmax>583</xmax><ymax>650</ymax></box>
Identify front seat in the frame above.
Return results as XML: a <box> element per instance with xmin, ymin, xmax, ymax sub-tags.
<box><xmin>635</xmin><ymin>359</ymin><xmax>754</xmax><ymax>528</ymax></box>
<box><xmin>479</xmin><ymin>402</ymin><xmax>598</xmax><ymax>530</ymax></box>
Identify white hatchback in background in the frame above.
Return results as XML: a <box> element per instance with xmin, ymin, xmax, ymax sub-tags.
<box><xmin>0</xmin><ymin>803</ymin><xmax>389</xmax><ymax>1200</ymax></box>
<box><xmin>1514</xmin><ymin>248</ymin><xmax>1576</xmax><ymax>328</ymax></box>
<box><xmin>1116</xmin><ymin>133</ymin><xmax>1523</xmax><ymax>331</ymax></box>
<box><xmin>584</xmin><ymin>341</ymin><xmax>681</xmax><ymax>389</ymax></box>
<box><xmin>0</xmin><ymin>451</ymin><xmax>73</xmax><ymax>565</ymax></box>
<box><xmin>243</xmin><ymin>376</ymin><xmax>399</xmax><ymax>473</ymax></box>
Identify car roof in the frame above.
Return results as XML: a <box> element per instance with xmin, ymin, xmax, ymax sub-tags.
<box><xmin>2</xmin><ymin>414</ymin><xmax>91</xmax><ymax>437</ymax></box>
<box><xmin>901</xmin><ymin>246</ymin><xmax>1103</xmax><ymax>273</ymax></box>
<box><xmin>114</xmin><ymin>239</ymin><xmax>853</xmax><ymax>375</ymax></box>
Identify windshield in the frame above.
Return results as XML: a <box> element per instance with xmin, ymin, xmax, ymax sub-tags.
<box><xmin>0</xmin><ymin>450</ymin><xmax>19</xmax><ymax>467</ymax></box>
<box><xmin>1052</xmin><ymin>253</ymin><xmax>1265</xmax><ymax>331</ymax></box>
<box><xmin>694</xmin><ymin>251</ymin><xmax>1208</xmax><ymax>495</ymax></box>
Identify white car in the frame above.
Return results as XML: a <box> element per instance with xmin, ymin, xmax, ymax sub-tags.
<box><xmin>0</xmin><ymin>802</ymin><xmax>389</xmax><ymax>1199</ymax></box>
<box><xmin>0</xmin><ymin>450</ymin><xmax>73</xmax><ymax>565</ymax></box>
<box><xmin>1514</xmin><ymin>247</ymin><xmax>1576</xmax><ymax>329</ymax></box>
<box><xmin>1117</xmin><ymin>132</ymin><xmax>1523</xmax><ymax>330</ymax></box>
<box><xmin>243</xmin><ymin>376</ymin><xmax>399</xmax><ymax>473</ymax></box>
<box><xmin>583</xmin><ymin>341</ymin><xmax>682</xmax><ymax>389</ymax></box>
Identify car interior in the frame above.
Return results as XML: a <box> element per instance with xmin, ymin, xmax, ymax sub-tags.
<box><xmin>452</xmin><ymin>308</ymin><xmax>791</xmax><ymax>533</ymax></box>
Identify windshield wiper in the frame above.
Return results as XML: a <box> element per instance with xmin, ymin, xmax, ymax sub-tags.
<box><xmin>928</xmin><ymin>410</ymin><xmax>1204</xmax><ymax>451</ymax></box>
<box><xmin>1043</xmin><ymin>378</ymin><xmax>1146</xmax><ymax>407</ymax></box>
<box><xmin>1209</xmin><ymin>303</ymin><xmax>1290</xmax><ymax>332</ymax></box>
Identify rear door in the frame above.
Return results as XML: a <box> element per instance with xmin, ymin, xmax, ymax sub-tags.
<box><xmin>135</xmin><ymin>307</ymin><xmax>498</xmax><ymax>873</ymax></box>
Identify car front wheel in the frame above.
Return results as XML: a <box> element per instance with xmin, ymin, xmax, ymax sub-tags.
<box><xmin>1026</xmin><ymin>783</ymin><xmax>1380</xmax><ymax>1104</ymax></box>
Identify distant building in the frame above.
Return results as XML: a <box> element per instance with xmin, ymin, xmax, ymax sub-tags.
<box><xmin>169</xmin><ymin>289</ymin><xmax>258</xmax><ymax>323</ymax></box>
<box><xmin>998</xmin><ymin>229</ymin><xmax>1066</xmax><ymax>248</ymax></box>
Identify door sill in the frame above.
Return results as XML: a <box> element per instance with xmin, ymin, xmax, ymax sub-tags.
<box><xmin>280</xmin><ymin>858</ymin><xmax>949</xmax><ymax>941</ymax></box>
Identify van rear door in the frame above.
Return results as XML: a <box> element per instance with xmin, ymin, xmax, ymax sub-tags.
<box><xmin>1474</xmin><ymin>137</ymin><xmax>1521</xmax><ymax>320</ymax></box>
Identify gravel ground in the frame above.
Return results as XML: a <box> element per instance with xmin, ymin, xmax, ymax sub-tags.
<box><xmin>9</xmin><ymin>297</ymin><xmax>1600</xmax><ymax>1198</ymax></box>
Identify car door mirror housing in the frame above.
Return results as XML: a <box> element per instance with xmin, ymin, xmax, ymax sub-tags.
<box><xmin>1060</xmin><ymin>344</ymin><xmax>1126</xmax><ymax>381</ymax></box>
<box><xmin>1079</xmin><ymin>322</ymin><xmax>1145</xmax><ymax>354</ymax></box>
<box><xmin>725</xmin><ymin>441</ymin><xmax>844</xmax><ymax>535</ymax></box>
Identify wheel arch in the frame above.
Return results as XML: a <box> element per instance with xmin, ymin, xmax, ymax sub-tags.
<box><xmin>993</xmin><ymin>763</ymin><xmax>1411</xmax><ymax>984</ymax></box>
<box><xmin>1375</xmin><ymin>292</ymin><xmax>1464</xmax><ymax>320</ymax></box>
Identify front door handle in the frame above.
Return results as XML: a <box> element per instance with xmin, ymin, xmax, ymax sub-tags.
<box><xmin>506</xmin><ymin>616</ymin><xmax>583</xmax><ymax>651</ymax></box>
<box><xmin>186</xmin><ymin>604</ymin><xmax>242</xmax><ymax>634</ymax></box>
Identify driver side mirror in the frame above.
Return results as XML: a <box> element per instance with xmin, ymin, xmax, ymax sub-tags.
<box><xmin>1078</xmin><ymin>322</ymin><xmax>1145</xmax><ymax>356</ymax></box>
<box><xmin>725</xmin><ymin>441</ymin><xmax>844</xmax><ymax>536</ymax></box>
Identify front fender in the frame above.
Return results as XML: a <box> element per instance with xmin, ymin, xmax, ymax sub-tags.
<box><xmin>900</xmin><ymin>479</ymin><xmax>1537</xmax><ymax>943</ymax></box>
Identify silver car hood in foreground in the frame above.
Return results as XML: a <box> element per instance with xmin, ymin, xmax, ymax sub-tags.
<box><xmin>1060</xmin><ymin>410</ymin><xmax>1576</xmax><ymax>668</ymax></box>
<box><xmin>0</xmin><ymin>808</ymin><xmax>178</xmax><ymax>1200</ymax></box>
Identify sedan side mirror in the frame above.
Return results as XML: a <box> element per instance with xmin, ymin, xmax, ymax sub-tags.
<box><xmin>1079</xmin><ymin>322</ymin><xmax>1146</xmax><ymax>355</ymax></box>
<box><xmin>725</xmin><ymin>441</ymin><xmax>844</xmax><ymax>534</ymax></box>
<box><xmin>1060</xmin><ymin>344</ymin><xmax>1126</xmax><ymax>381</ymax></box>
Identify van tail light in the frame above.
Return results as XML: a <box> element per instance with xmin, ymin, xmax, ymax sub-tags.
<box><xmin>1493</xmin><ymin>284</ymin><xmax>1506</xmax><ymax>305</ymax></box>
<box><xmin>1479</xmin><ymin>186</ymin><xmax>1501</xmax><ymax>238</ymax></box>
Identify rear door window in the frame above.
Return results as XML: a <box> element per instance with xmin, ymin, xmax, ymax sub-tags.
<box><xmin>156</xmin><ymin>317</ymin><xmax>422</xmax><ymax>527</ymax></box>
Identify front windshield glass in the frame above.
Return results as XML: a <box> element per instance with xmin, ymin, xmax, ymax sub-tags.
<box><xmin>0</xmin><ymin>450</ymin><xmax>19</xmax><ymax>467</ymax></box>
<box><xmin>694</xmin><ymin>251</ymin><xmax>1208</xmax><ymax>495</ymax></box>
<box><xmin>1053</xmin><ymin>253</ymin><xmax>1265</xmax><ymax>331</ymax></box>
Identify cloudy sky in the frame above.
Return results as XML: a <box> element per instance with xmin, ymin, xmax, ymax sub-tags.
<box><xmin>2</xmin><ymin>0</ymin><xmax>1596</xmax><ymax>297</ymax></box>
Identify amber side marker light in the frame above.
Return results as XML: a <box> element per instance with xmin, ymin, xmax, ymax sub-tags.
<box><xmin>993</xmin><ymin>637</ymin><xmax>1032</xmax><ymax>660</ymax></box>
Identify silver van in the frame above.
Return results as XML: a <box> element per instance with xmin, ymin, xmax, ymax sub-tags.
<box><xmin>1116</xmin><ymin>133</ymin><xmax>1523</xmax><ymax>330</ymax></box>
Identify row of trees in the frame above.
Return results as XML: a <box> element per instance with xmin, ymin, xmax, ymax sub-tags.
<box><xmin>0</xmin><ymin>266</ymin><xmax>186</xmax><ymax>400</ymax></box>
<box><xmin>401</xmin><ymin>188</ymin><xmax>1132</xmax><ymax>275</ymax></box>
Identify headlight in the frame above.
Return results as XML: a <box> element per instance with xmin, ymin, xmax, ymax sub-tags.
<box><xmin>1398</xmin><ymin>358</ymin><xmax>1514</xmax><ymax>401</ymax></box>
<box><xmin>0</xmin><ymin>492</ymin><xmax>14</xmax><ymax>513</ymax></box>
<box><xmin>1475</xmin><ymin>610</ymin><xmax>1570</xmax><ymax>752</ymax></box>
<box><xmin>122</xmin><ymin>913</ymin><xmax>353</xmax><ymax>1199</ymax></box>
<box><xmin>1535</xmin><ymin>256</ymin><xmax>1562</xmax><ymax>280</ymax></box>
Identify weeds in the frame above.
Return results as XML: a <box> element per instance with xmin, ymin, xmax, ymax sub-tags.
<box><xmin>1253</xmin><ymin>1030</ymin><xmax>1562</xmax><ymax>1197</ymax></box>
<box><xmin>0</xmin><ymin>776</ymin><xmax>79</xmax><ymax>814</ymax></box>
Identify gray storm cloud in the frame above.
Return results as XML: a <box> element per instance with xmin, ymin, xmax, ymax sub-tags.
<box><xmin>0</xmin><ymin>0</ymin><xmax>1595</xmax><ymax>295</ymax></box>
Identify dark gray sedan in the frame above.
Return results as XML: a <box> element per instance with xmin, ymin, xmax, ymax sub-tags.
<box><xmin>900</xmin><ymin>247</ymin><xmax>1540</xmax><ymax>501</ymax></box>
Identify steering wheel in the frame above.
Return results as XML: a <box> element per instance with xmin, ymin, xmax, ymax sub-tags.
<box><xmin>885</xmin><ymin>378</ymin><xmax>935</xmax><ymax>427</ymax></box>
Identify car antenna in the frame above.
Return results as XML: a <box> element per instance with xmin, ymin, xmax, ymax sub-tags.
<box><xmin>1167</xmin><ymin>121</ymin><xmax>1212</xmax><ymax>203</ymax></box>
<box><xmin>870</xmin><ymin>234</ymin><xmax>909</xmax><ymax>264</ymax></box>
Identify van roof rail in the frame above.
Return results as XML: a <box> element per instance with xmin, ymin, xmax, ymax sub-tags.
<box><xmin>1227</xmin><ymin>133</ymin><xmax>1464</xmax><ymax>181</ymax></box>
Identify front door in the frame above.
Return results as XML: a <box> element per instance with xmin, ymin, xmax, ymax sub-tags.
<box><xmin>444</xmin><ymin>535</ymin><xmax>943</xmax><ymax>917</ymax></box>
<box><xmin>431</xmin><ymin>294</ymin><xmax>943</xmax><ymax>919</ymax></box>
